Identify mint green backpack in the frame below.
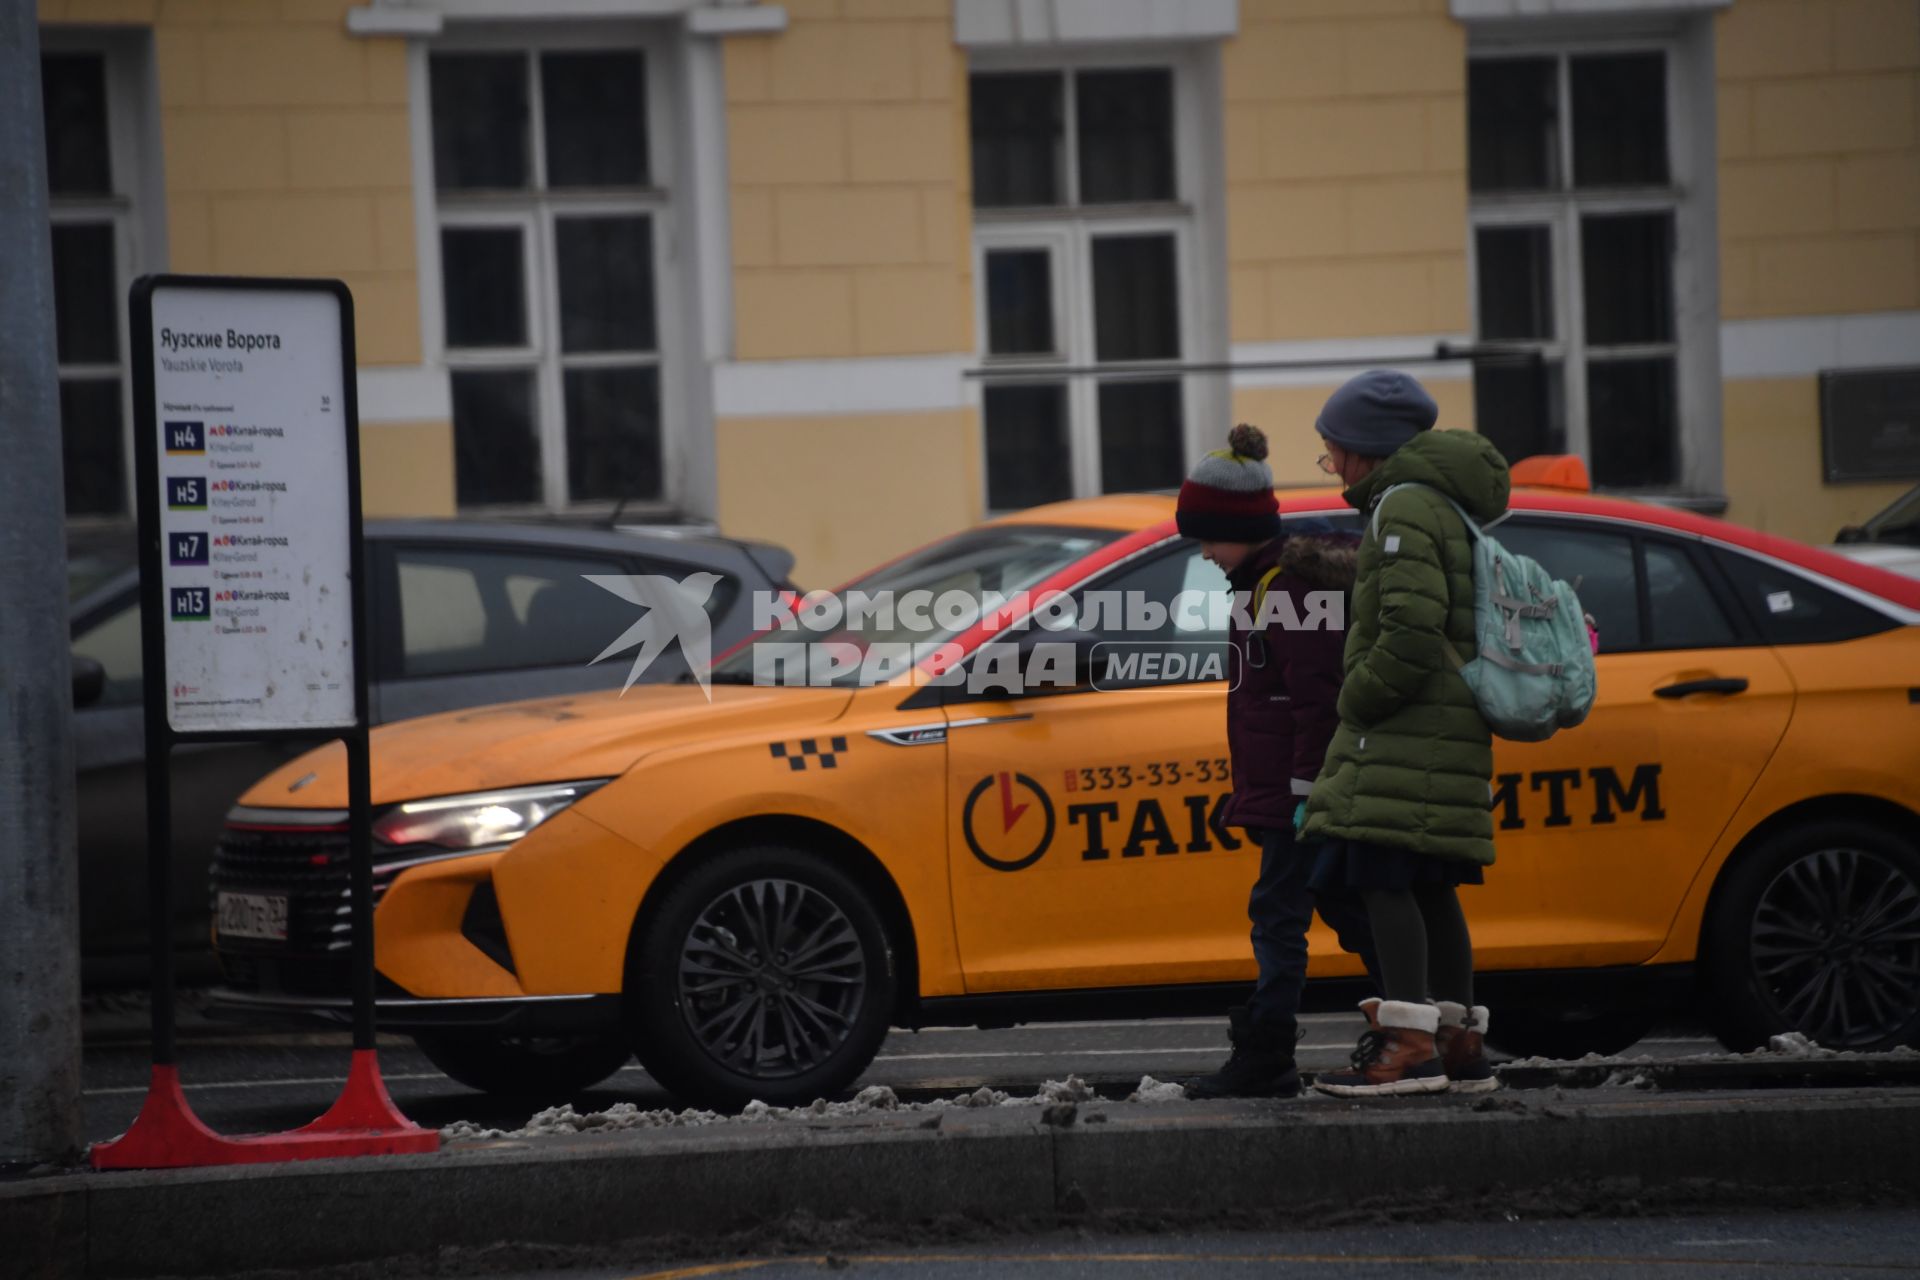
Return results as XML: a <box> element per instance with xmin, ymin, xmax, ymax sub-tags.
<box><xmin>1371</xmin><ymin>483</ymin><xmax>1597</xmax><ymax>743</ymax></box>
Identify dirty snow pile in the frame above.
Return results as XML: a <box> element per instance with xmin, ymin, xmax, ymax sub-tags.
<box><xmin>440</xmin><ymin>1101</ymin><xmax>728</xmax><ymax>1141</ymax></box>
<box><xmin>442</xmin><ymin>1074</ymin><xmax>1130</xmax><ymax>1141</ymax></box>
<box><xmin>1128</xmin><ymin>1075</ymin><xmax>1188</xmax><ymax>1104</ymax></box>
<box><xmin>1504</xmin><ymin>1032</ymin><xmax>1918</xmax><ymax>1070</ymax></box>
<box><xmin>1766</xmin><ymin>1031</ymin><xmax>1834</xmax><ymax>1057</ymax></box>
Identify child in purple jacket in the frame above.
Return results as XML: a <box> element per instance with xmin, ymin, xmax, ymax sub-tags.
<box><xmin>1179</xmin><ymin>425</ymin><xmax>1379</xmax><ymax>1099</ymax></box>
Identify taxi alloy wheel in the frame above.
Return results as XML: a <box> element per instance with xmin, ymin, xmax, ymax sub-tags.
<box><xmin>1751</xmin><ymin>848</ymin><xmax>1920</xmax><ymax>1048</ymax></box>
<box><xmin>1704</xmin><ymin>820</ymin><xmax>1920</xmax><ymax>1052</ymax></box>
<box><xmin>679</xmin><ymin>878</ymin><xmax>866</xmax><ymax>1078</ymax></box>
<box><xmin>628</xmin><ymin>845</ymin><xmax>896</xmax><ymax>1110</ymax></box>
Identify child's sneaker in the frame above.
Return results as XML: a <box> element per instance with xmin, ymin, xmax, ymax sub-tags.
<box><xmin>1436</xmin><ymin>1001</ymin><xmax>1499</xmax><ymax>1094</ymax></box>
<box><xmin>1313</xmin><ymin>999</ymin><xmax>1450</xmax><ymax>1097</ymax></box>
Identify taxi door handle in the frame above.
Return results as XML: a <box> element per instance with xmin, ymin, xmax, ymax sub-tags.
<box><xmin>1655</xmin><ymin>677</ymin><xmax>1749</xmax><ymax>699</ymax></box>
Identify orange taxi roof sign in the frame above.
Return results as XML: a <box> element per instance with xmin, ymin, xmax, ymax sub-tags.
<box><xmin>1509</xmin><ymin>454</ymin><xmax>1591</xmax><ymax>492</ymax></box>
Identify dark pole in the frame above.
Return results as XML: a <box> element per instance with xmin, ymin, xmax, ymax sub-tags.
<box><xmin>0</xmin><ymin>0</ymin><xmax>84</xmax><ymax>1164</ymax></box>
<box><xmin>128</xmin><ymin>283</ymin><xmax>176</xmax><ymax>1069</ymax></box>
<box><xmin>348</xmin><ymin>730</ymin><xmax>375</xmax><ymax>1050</ymax></box>
<box><xmin>1532</xmin><ymin>348</ymin><xmax>1550</xmax><ymax>450</ymax></box>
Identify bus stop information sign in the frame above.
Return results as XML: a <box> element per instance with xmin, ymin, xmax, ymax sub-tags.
<box><xmin>151</xmin><ymin>283</ymin><xmax>357</xmax><ymax>733</ymax></box>
<box><xmin>93</xmin><ymin>275</ymin><xmax>435</xmax><ymax>1169</ymax></box>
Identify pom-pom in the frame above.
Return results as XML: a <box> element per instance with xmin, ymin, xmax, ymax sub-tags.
<box><xmin>1228</xmin><ymin>422</ymin><xmax>1268</xmax><ymax>461</ymax></box>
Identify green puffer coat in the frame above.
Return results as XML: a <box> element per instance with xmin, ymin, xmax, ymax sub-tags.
<box><xmin>1301</xmin><ymin>429</ymin><xmax>1512</xmax><ymax>865</ymax></box>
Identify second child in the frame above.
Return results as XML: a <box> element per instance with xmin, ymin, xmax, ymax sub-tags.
<box><xmin>1179</xmin><ymin>424</ymin><xmax>1380</xmax><ymax>1100</ymax></box>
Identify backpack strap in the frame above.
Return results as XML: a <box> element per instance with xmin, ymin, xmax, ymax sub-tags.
<box><xmin>1368</xmin><ymin>482</ymin><xmax>1483</xmax><ymax>544</ymax></box>
<box><xmin>1251</xmin><ymin>565</ymin><xmax>1284</xmax><ymax>624</ymax></box>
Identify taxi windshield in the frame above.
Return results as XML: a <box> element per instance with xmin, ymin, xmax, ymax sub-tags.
<box><xmin>710</xmin><ymin>524</ymin><xmax>1119</xmax><ymax>683</ymax></box>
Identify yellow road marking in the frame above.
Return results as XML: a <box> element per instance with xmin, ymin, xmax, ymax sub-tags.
<box><xmin>628</xmin><ymin>1262</ymin><xmax>822</xmax><ymax>1280</ymax></box>
<box><xmin>627</xmin><ymin>1250</ymin><xmax>1920</xmax><ymax>1277</ymax></box>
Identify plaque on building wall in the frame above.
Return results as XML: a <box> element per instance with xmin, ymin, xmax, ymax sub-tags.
<box><xmin>1821</xmin><ymin>367</ymin><xmax>1920</xmax><ymax>483</ymax></box>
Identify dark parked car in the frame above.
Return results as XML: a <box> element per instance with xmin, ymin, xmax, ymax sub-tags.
<box><xmin>1834</xmin><ymin>484</ymin><xmax>1920</xmax><ymax>580</ymax></box>
<box><xmin>68</xmin><ymin>519</ymin><xmax>796</xmax><ymax>987</ymax></box>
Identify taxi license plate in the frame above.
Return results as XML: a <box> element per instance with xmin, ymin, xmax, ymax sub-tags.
<box><xmin>217</xmin><ymin>891</ymin><xmax>288</xmax><ymax>942</ymax></box>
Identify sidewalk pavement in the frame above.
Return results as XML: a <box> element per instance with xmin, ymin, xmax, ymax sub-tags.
<box><xmin>8</xmin><ymin>1073</ymin><xmax>1920</xmax><ymax>1280</ymax></box>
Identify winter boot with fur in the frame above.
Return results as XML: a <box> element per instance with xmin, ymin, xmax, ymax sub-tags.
<box><xmin>1436</xmin><ymin>1001</ymin><xmax>1499</xmax><ymax>1093</ymax></box>
<box><xmin>1185</xmin><ymin>1005</ymin><xmax>1301</xmax><ymax>1099</ymax></box>
<box><xmin>1312</xmin><ymin>998</ymin><xmax>1450</xmax><ymax>1097</ymax></box>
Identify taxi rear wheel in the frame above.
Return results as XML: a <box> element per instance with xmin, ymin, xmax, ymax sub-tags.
<box><xmin>413</xmin><ymin>1032</ymin><xmax>633</xmax><ymax>1099</ymax></box>
<box><xmin>625</xmin><ymin>846</ymin><xmax>896</xmax><ymax>1111</ymax></box>
<box><xmin>1702</xmin><ymin>820</ymin><xmax>1920</xmax><ymax>1052</ymax></box>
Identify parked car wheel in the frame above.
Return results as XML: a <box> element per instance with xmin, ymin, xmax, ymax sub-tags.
<box><xmin>1483</xmin><ymin>1007</ymin><xmax>1656</xmax><ymax>1061</ymax></box>
<box><xmin>1701</xmin><ymin>820</ymin><xmax>1920</xmax><ymax>1052</ymax></box>
<box><xmin>626</xmin><ymin>846</ymin><xmax>896</xmax><ymax>1110</ymax></box>
<box><xmin>414</xmin><ymin>1032</ymin><xmax>632</xmax><ymax>1098</ymax></box>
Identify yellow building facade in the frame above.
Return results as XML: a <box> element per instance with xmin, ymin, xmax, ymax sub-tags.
<box><xmin>38</xmin><ymin>0</ymin><xmax>1920</xmax><ymax>585</ymax></box>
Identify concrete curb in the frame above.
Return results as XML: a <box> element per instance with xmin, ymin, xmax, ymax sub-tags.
<box><xmin>7</xmin><ymin>1088</ymin><xmax>1920</xmax><ymax>1279</ymax></box>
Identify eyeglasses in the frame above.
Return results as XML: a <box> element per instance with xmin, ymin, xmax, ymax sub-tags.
<box><xmin>1316</xmin><ymin>453</ymin><xmax>1338</xmax><ymax>476</ymax></box>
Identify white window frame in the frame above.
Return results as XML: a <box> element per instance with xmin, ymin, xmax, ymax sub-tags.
<box><xmin>968</xmin><ymin>44</ymin><xmax>1225</xmax><ymax>513</ymax></box>
<box><xmin>1466</xmin><ymin>25</ymin><xmax>1719</xmax><ymax>498</ymax></box>
<box><xmin>41</xmin><ymin>31</ymin><xmax>162</xmax><ymax>526</ymax></box>
<box><xmin>421</xmin><ymin>25</ymin><xmax>683</xmax><ymax>517</ymax></box>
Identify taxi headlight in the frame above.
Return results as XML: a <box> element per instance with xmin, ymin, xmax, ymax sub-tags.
<box><xmin>371</xmin><ymin>781</ymin><xmax>610</xmax><ymax>850</ymax></box>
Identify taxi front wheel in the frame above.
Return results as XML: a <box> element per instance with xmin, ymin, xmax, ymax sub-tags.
<box><xmin>625</xmin><ymin>845</ymin><xmax>897</xmax><ymax>1111</ymax></box>
<box><xmin>1701</xmin><ymin>820</ymin><xmax>1920</xmax><ymax>1052</ymax></box>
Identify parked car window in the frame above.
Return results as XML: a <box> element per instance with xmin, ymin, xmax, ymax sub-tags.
<box><xmin>1709</xmin><ymin>546</ymin><xmax>1898</xmax><ymax>646</ymax></box>
<box><xmin>69</xmin><ymin>552</ymin><xmax>131</xmax><ymax>601</ymax></box>
<box><xmin>1495</xmin><ymin>521</ymin><xmax>1641</xmax><ymax>652</ymax></box>
<box><xmin>72</xmin><ymin>597</ymin><xmax>143</xmax><ymax>706</ymax></box>
<box><xmin>395</xmin><ymin>547</ymin><xmax>653</xmax><ymax>678</ymax></box>
<box><xmin>1643</xmin><ymin>541</ymin><xmax>1737</xmax><ymax>650</ymax></box>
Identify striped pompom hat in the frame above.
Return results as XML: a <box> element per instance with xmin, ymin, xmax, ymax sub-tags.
<box><xmin>1175</xmin><ymin>423</ymin><xmax>1281</xmax><ymax>543</ymax></box>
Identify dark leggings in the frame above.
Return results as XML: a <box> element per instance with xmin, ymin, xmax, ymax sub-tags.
<box><xmin>1361</xmin><ymin>883</ymin><xmax>1474</xmax><ymax>1006</ymax></box>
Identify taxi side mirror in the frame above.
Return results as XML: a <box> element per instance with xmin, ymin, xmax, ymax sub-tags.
<box><xmin>72</xmin><ymin>654</ymin><xmax>107</xmax><ymax>709</ymax></box>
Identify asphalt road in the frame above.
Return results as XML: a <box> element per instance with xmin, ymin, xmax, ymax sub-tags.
<box><xmin>80</xmin><ymin>1007</ymin><xmax>1722</xmax><ymax>1146</ymax></box>
<box><xmin>521</xmin><ymin>1213</ymin><xmax>1920</xmax><ymax>1279</ymax></box>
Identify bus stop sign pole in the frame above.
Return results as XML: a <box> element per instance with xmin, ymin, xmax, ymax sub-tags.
<box><xmin>91</xmin><ymin>275</ymin><xmax>435</xmax><ymax>1168</ymax></box>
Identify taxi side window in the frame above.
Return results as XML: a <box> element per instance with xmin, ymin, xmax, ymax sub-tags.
<box><xmin>1709</xmin><ymin>547</ymin><xmax>1896</xmax><ymax>646</ymax></box>
<box><xmin>1074</xmin><ymin>545</ymin><xmax>1229</xmax><ymax>685</ymax></box>
<box><xmin>1643</xmin><ymin>542</ymin><xmax>1738</xmax><ymax>649</ymax></box>
<box><xmin>1492</xmin><ymin>522</ymin><xmax>1641</xmax><ymax>653</ymax></box>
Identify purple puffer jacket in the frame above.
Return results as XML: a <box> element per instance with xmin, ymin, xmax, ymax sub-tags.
<box><xmin>1219</xmin><ymin>534</ymin><xmax>1358</xmax><ymax>832</ymax></box>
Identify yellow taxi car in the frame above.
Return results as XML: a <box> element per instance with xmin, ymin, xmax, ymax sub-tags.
<box><xmin>211</xmin><ymin>484</ymin><xmax>1920</xmax><ymax>1106</ymax></box>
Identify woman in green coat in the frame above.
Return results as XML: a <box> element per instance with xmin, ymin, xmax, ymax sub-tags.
<box><xmin>1294</xmin><ymin>371</ymin><xmax>1512</xmax><ymax>1099</ymax></box>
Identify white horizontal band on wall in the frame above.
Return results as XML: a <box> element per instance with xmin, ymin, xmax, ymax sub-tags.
<box><xmin>1720</xmin><ymin>311</ymin><xmax>1920</xmax><ymax>382</ymax></box>
<box><xmin>347</xmin><ymin>0</ymin><xmax>787</xmax><ymax>36</ymax></box>
<box><xmin>712</xmin><ymin>355</ymin><xmax>975</xmax><ymax>419</ymax></box>
<box><xmin>1451</xmin><ymin>0</ymin><xmax>1729</xmax><ymax>20</ymax></box>
<box><xmin>955</xmin><ymin>0</ymin><xmax>1238</xmax><ymax>48</ymax></box>
<box><xmin>1228</xmin><ymin>335</ymin><xmax>1476</xmax><ymax>390</ymax></box>
<box><xmin>356</xmin><ymin>365</ymin><xmax>452</xmax><ymax>424</ymax></box>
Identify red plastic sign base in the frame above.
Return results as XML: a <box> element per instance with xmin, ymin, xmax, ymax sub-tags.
<box><xmin>90</xmin><ymin>1051</ymin><xmax>440</xmax><ymax>1169</ymax></box>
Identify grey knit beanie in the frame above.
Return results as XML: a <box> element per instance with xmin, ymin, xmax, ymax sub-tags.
<box><xmin>1315</xmin><ymin>370</ymin><xmax>1438</xmax><ymax>457</ymax></box>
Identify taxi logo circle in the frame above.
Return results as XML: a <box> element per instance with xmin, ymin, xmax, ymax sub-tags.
<box><xmin>963</xmin><ymin>771</ymin><xmax>1055</xmax><ymax>872</ymax></box>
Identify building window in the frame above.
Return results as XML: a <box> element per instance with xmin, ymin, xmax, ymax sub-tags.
<box><xmin>429</xmin><ymin>47</ymin><xmax>669</xmax><ymax>513</ymax></box>
<box><xmin>1468</xmin><ymin>50</ymin><xmax>1684</xmax><ymax>490</ymax></box>
<box><xmin>970</xmin><ymin>63</ymin><xmax>1199</xmax><ymax>511</ymax></box>
<box><xmin>43</xmin><ymin>50</ymin><xmax>138</xmax><ymax>520</ymax></box>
